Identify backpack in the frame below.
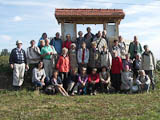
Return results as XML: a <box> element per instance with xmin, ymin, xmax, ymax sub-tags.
<box><xmin>45</xmin><ymin>85</ymin><xmax>56</xmax><ymax>95</ymax></box>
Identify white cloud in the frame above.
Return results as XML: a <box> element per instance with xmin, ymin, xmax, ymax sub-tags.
<box><xmin>13</xmin><ymin>16</ymin><xmax>23</xmax><ymax>22</ymax></box>
<box><xmin>124</xmin><ymin>1</ymin><xmax>160</xmax><ymax>15</ymax></box>
<box><xmin>0</xmin><ymin>35</ymin><xmax>12</xmax><ymax>41</ymax></box>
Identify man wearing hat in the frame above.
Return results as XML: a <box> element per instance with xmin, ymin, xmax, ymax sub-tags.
<box><xmin>9</xmin><ymin>40</ymin><xmax>29</xmax><ymax>90</ymax></box>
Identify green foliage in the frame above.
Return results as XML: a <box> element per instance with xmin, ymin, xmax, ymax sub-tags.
<box><xmin>0</xmin><ymin>49</ymin><xmax>10</xmax><ymax>56</ymax></box>
<box><xmin>0</xmin><ymin>56</ymin><xmax>11</xmax><ymax>73</ymax></box>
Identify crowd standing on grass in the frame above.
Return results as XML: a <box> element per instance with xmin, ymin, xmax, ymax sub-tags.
<box><xmin>9</xmin><ymin>27</ymin><xmax>157</xmax><ymax>96</ymax></box>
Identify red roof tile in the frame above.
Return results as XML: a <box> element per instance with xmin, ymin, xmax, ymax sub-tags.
<box><xmin>55</xmin><ymin>8</ymin><xmax>125</xmax><ymax>18</ymax></box>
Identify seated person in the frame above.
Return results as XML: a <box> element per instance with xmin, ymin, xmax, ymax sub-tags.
<box><xmin>76</xmin><ymin>67</ymin><xmax>88</xmax><ymax>95</ymax></box>
<box><xmin>121</xmin><ymin>65</ymin><xmax>133</xmax><ymax>93</ymax></box>
<box><xmin>136</xmin><ymin>70</ymin><xmax>151</xmax><ymax>93</ymax></box>
<box><xmin>99</xmin><ymin>66</ymin><xmax>111</xmax><ymax>93</ymax></box>
<box><xmin>51</xmin><ymin>70</ymin><xmax>69</xmax><ymax>96</ymax></box>
<box><xmin>32</xmin><ymin>61</ymin><xmax>49</xmax><ymax>88</ymax></box>
<box><xmin>88</xmin><ymin>68</ymin><xmax>100</xmax><ymax>95</ymax></box>
<box><xmin>67</xmin><ymin>68</ymin><xmax>79</xmax><ymax>95</ymax></box>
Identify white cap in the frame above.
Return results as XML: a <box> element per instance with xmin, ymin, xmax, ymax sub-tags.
<box><xmin>16</xmin><ymin>40</ymin><xmax>22</xmax><ymax>45</ymax></box>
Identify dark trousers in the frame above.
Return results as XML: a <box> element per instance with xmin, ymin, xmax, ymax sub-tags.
<box><xmin>145</xmin><ymin>70</ymin><xmax>155</xmax><ymax>90</ymax></box>
<box><xmin>88</xmin><ymin>83</ymin><xmax>98</xmax><ymax>94</ymax></box>
<box><xmin>59</xmin><ymin>72</ymin><xmax>69</xmax><ymax>90</ymax></box>
<box><xmin>111</xmin><ymin>73</ymin><xmax>121</xmax><ymax>92</ymax></box>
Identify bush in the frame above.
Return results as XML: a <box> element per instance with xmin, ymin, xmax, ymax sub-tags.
<box><xmin>0</xmin><ymin>56</ymin><xmax>12</xmax><ymax>74</ymax></box>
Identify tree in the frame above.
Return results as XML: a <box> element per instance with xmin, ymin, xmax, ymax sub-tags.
<box><xmin>0</xmin><ymin>49</ymin><xmax>10</xmax><ymax>56</ymax></box>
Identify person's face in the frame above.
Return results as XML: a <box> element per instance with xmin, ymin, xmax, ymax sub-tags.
<box><xmin>82</xmin><ymin>70</ymin><xmax>86</xmax><ymax>75</ymax></box>
<box><xmin>79</xmin><ymin>32</ymin><xmax>83</xmax><ymax>37</ymax></box>
<box><xmin>31</xmin><ymin>41</ymin><xmax>35</xmax><ymax>46</ymax></box>
<box><xmin>125</xmin><ymin>67</ymin><xmax>129</xmax><ymax>72</ymax></box>
<box><xmin>145</xmin><ymin>47</ymin><xmax>149</xmax><ymax>52</ymax></box>
<box><xmin>102</xmin><ymin>31</ymin><xmax>106</xmax><ymax>36</ymax></box>
<box><xmin>66</xmin><ymin>35</ymin><xmax>71</xmax><ymax>41</ymax></box>
<box><xmin>114</xmin><ymin>41</ymin><xmax>118</xmax><ymax>46</ymax></box>
<box><xmin>45</xmin><ymin>40</ymin><xmax>49</xmax><ymax>45</ymax></box>
<box><xmin>92</xmin><ymin>70</ymin><xmax>96</xmax><ymax>75</ymax></box>
<box><xmin>97</xmin><ymin>32</ymin><xmax>102</xmax><ymax>38</ymax></box>
<box><xmin>134</xmin><ymin>36</ymin><xmax>138</xmax><ymax>43</ymax></box>
<box><xmin>87</xmin><ymin>28</ymin><xmax>91</xmax><ymax>33</ymax></box>
<box><xmin>136</xmin><ymin>55</ymin><xmax>140</xmax><ymax>60</ymax></box>
<box><xmin>82</xmin><ymin>43</ymin><xmax>86</xmax><ymax>49</ymax></box>
<box><xmin>119</xmin><ymin>36</ymin><xmax>122</xmax><ymax>42</ymax></box>
<box><xmin>113</xmin><ymin>52</ymin><xmax>117</xmax><ymax>57</ymax></box>
<box><xmin>140</xmin><ymin>71</ymin><xmax>145</xmax><ymax>76</ymax></box>
<box><xmin>62</xmin><ymin>49</ymin><xmax>67</xmax><ymax>55</ymax></box>
<box><xmin>53</xmin><ymin>72</ymin><xmax>58</xmax><ymax>77</ymax></box>
<box><xmin>17</xmin><ymin>43</ymin><xmax>22</xmax><ymax>48</ymax></box>
<box><xmin>71</xmin><ymin>45</ymin><xmax>76</xmax><ymax>50</ymax></box>
<box><xmin>56</xmin><ymin>33</ymin><xmax>60</xmax><ymax>38</ymax></box>
<box><xmin>92</xmin><ymin>44</ymin><xmax>96</xmax><ymax>49</ymax></box>
<box><xmin>42</xmin><ymin>34</ymin><xmax>47</xmax><ymax>39</ymax></box>
<box><xmin>40</xmin><ymin>41</ymin><xmax>45</xmax><ymax>46</ymax></box>
<box><xmin>38</xmin><ymin>62</ymin><xmax>43</xmax><ymax>69</ymax></box>
<box><xmin>102</xmin><ymin>68</ymin><xmax>106</xmax><ymax>72</ymax></box>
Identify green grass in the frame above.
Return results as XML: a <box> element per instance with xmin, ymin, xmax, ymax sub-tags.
<box><xmin>0</xmin><ymin>87</ymin><xmax>160</xmax><ymax>120</ymax></box>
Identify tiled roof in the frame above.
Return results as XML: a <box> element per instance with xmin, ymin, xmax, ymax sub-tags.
<box><xmin>55</xmin><ymin>8</ymin><xmax>125</xmax><ymax>17</ymax></box>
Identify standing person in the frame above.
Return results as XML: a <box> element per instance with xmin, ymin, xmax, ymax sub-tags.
<box><xmin>50</xmin><ymin>32</ymin><xmax>62</xmax><ymax>55</ymax></box>
<box><xmin>102</xmin><ymin>30</ymin><xmax>109</xmax><ymax>47</ymax></box>
<box><xmin>32</xmin><ymin>61</ymin><xmax>50</xmax><ymax>88</ymax></box>
<box><xmin>27</xmin><ymin>40</ymin><xmax>41</xmax><ymax>83</ymax></box>
<box><xmin>41</xmin><ymin>39</ymin><xmax>57</xmax><ymax>78</ymax></box>
<box><xmin>133</xmin><ymin>53</ymin><xmax>141</xmax><ymax>79</ymax></box>
<box><xmin>77</xmin><ymin>42</ymin><xmax>89</xmax><ymax>70</ymax></box>
<box><xmin>56</xmin><ymin>47</ymin><xmax>70</xmax><ymax>90</ymax></box>
<box><xmin>141</xmin><ymin>45</ymin><xmax>156</xmax><ymax>90</ymax></box>
<box><xmin>88</xmin><ymin>42</ymin><xmax>101</xmax><ymax>73</ymax></box>
<box><xmin>136</xmin><ymin>70</ymin><xmax>151</xmax><ymax>93</ymax></box>
<box><xmin>9</xmin><ymin>40</ymin><xmax>29</xmax><ymax>90</ymax></box>
<box><xmin>84</xmin><ymin>27</ymin><xmax>95</xmax><ymax>49</ymax></box>
<box><xmin>99</xmin><ymin>66</ymin><xmax>111</xmax><ymax>93</ymax></box>
<box><xmin>111</xmin><ymin>50</ymin><xmax>123</xmax><ymax>92</ymax></box>
<box><xmin>27</xmin><ymin>40</ymin><xmax>41</xmax><ymax>67</ymax></box>
<box><xmin>112</xmin><ymin>40</ymin><xmax>121</xmax><ymax>57</ymax></box>
<box><xmin>121</xmin><ymin>65</ymin><xmax>133</xmax><ymax>93</ymax></box>
<box><xmin>69</xmin><ymin>43</ymin><xmax>78</xmax><ymax>70</ymax></box>
<box><xmin>51</xmin><ymin>70</ymin><xmax>69</xmax><ymax>96</ymax></box>
<box><xmin>38</xmin><ymin>33</ymin><xmax>48</xmax><ymax>48</ymax></box>
<box><xmin>93</xmin><ymin>31</ymin><xmax>107</xmax><ymax>53</ymax></box>
<box><xmin>128</xmin><ymin>36</ymin><xmax>143</xmax><ymax>60</ymax></box>
<box><xmin>88</xmin><ymin>68</ymin><xmax>100</xmax><ymax>95</ymax></box>
<box><xmin>76</xmin><ymin>31</ymin><xmax>85</xmax><ymax>50</ymax></box>
<box><xmin>118</xmin><ymin>36</ymin><xmax>126</xmax><ymax>60</ymax></box>
<box><xmin>100</xmin><ymin>45</ymin><xmax>112</xmax><ymax>70</ymax></box>
<box><xmin>62</xmin><ymin>34</ymin><xmax>72</xmax><ymax>50</ymax></box>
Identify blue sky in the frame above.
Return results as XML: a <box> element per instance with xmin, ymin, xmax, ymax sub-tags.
<box><xmin>0</xmin><ymin>0</ymin><xmax>160</xmax><ymax>59</ymax></box>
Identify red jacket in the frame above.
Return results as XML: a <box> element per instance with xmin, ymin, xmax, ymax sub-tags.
<box><xmin>62</xmin><ymin>41</ymin><xmax>72</xmax><ymax>50</ymax></box>
<box><xmin>56</xmin><ymin>55</ymin><xmax>70</xmax><ymax>73</ymax></box>
<box><xmin>88</xmin><ymin>74</ymin><xmax>100</xmax><ymax>83</ymax></box>
<box><xmin>111</xmin><ymin>56</ymin><xmax>123</xmax><ymax>74</ymax></box>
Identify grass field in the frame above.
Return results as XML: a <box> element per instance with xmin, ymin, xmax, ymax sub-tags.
<box><xmin>0</xmin><ymin>56</ymin><xmax>160</xmax><ymax>120</ymax></box>
<box><xmin>0</xmin><ymin>72</ymin><xmax>160</xmax><ymax>120</ymax></box>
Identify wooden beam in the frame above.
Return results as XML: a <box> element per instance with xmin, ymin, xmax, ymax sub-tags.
<box><xmin>61</xmin><ymin>22</ymin><xmax>65</xmax><ymax>41</ymax></box>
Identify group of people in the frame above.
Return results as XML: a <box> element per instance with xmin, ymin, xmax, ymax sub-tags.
<box><xmin>9</xmin><ymin>27</ymin><xmax>156</xmax><ymax>96</ymax></box>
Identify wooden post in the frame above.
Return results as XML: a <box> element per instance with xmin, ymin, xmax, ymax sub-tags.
<box><xmin>103</xmin><ymin>23</ymin><xmax>106</xmax><ymax>30</ymax></box>
<box><xmin>115</xmin><ymin>22</ymin><xmax>119</xmax><ymax>37</ymax></box>
<box><xmin>73</xmin><ymin>23</ymin><xmax>77</xmax><ymax>41</ymax></box>
<box><xmin>61</xmin><ymin>22</ymin><xmax>65</xmax><ymax>41</ymax></box>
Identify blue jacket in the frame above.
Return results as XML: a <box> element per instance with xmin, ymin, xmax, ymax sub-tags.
<box><xmin>50</xmin><ymin>37</ymin><xmax>62</xmax><ymax>55</ymax></box>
